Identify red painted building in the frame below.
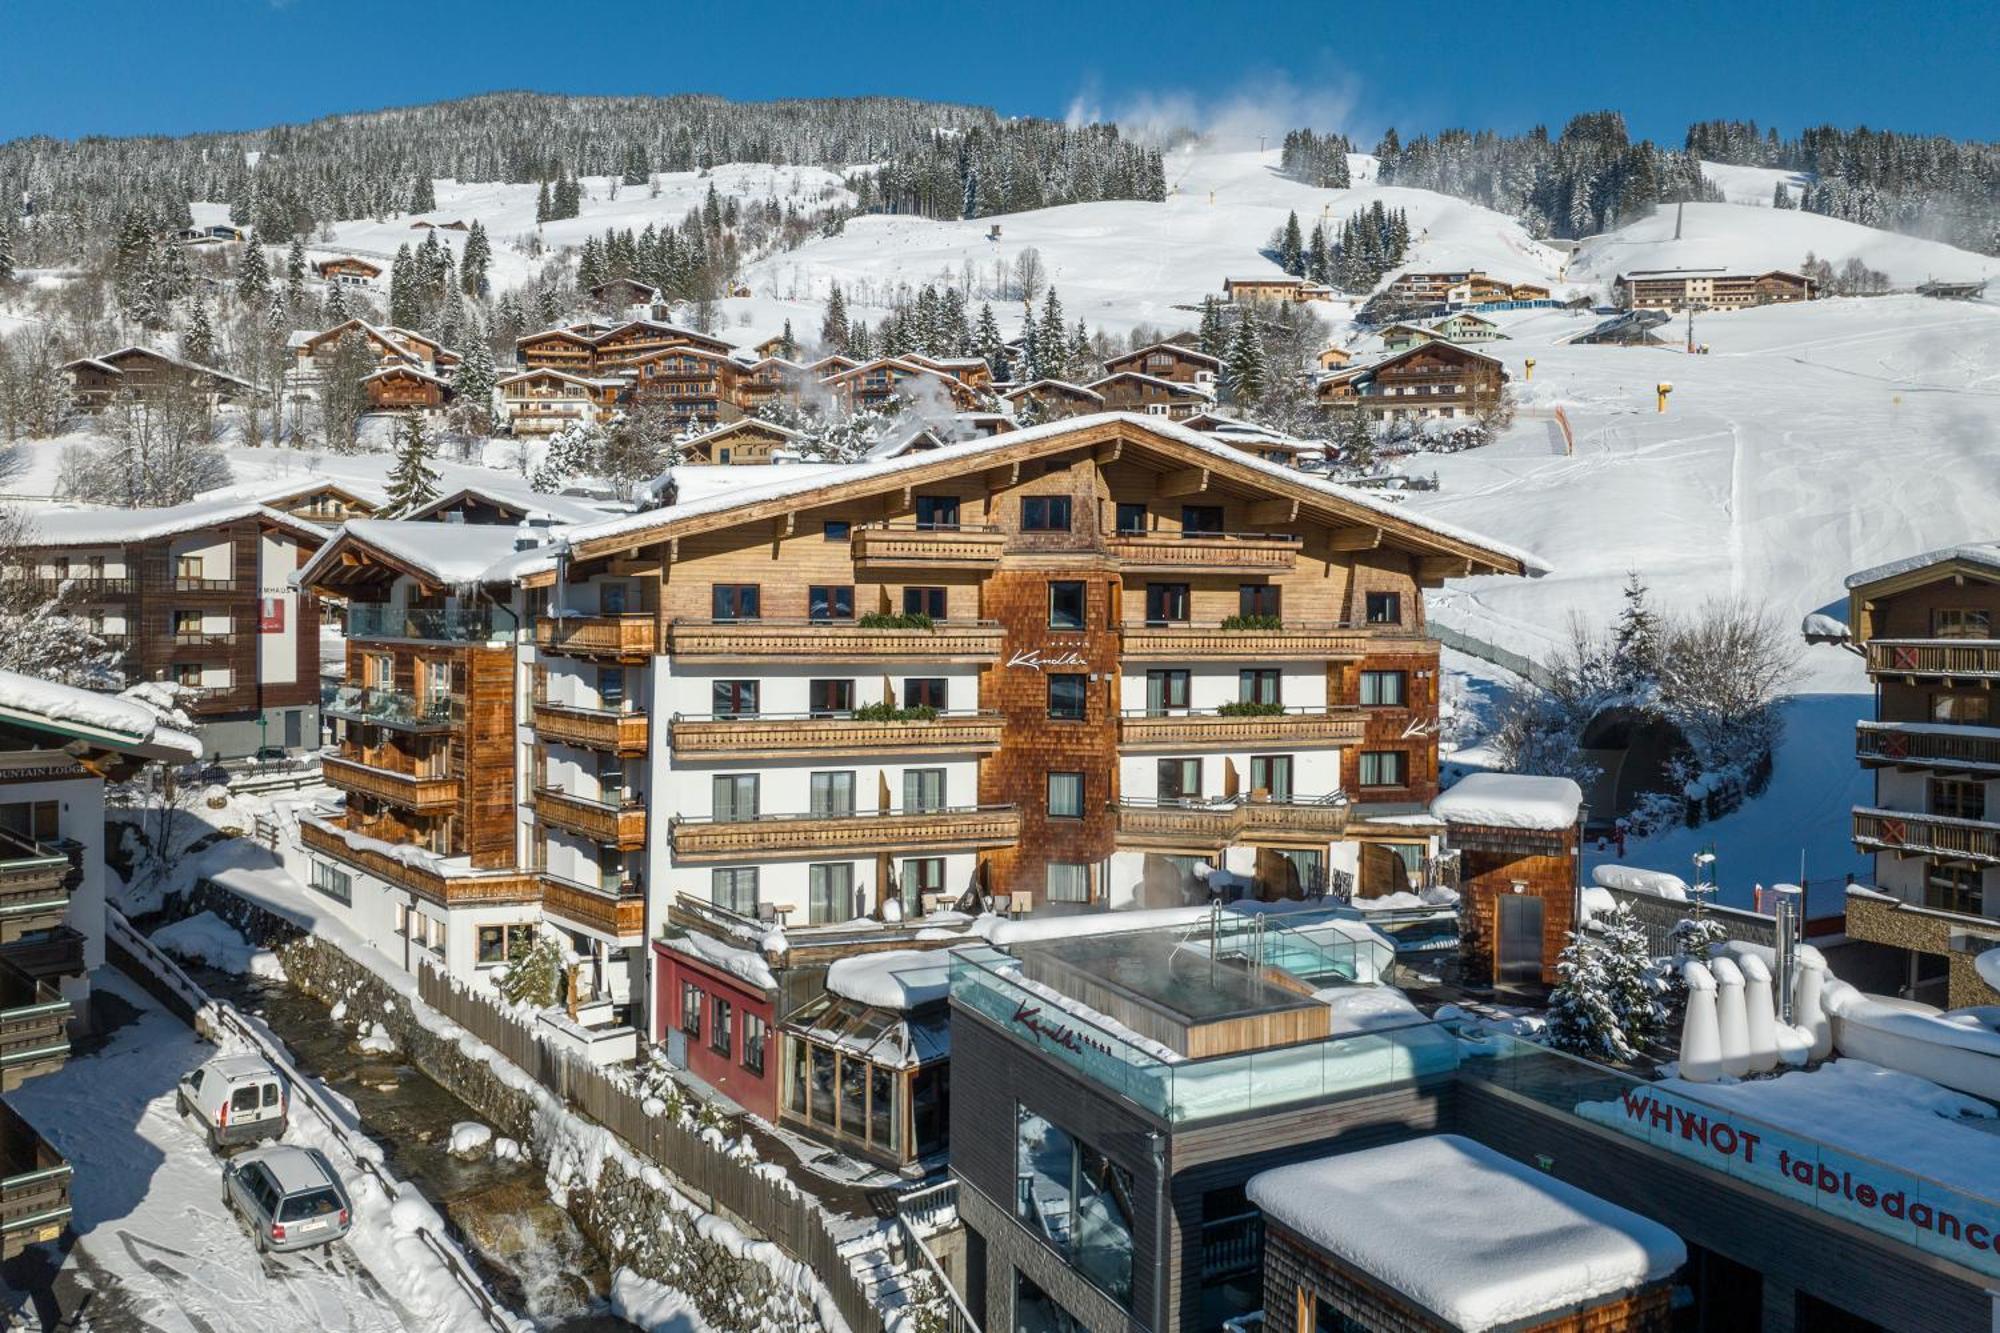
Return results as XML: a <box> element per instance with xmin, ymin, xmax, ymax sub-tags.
<box><xmin>650</xmin><ymin>937</ymin><xmax>778</xmax><ymax>1118</ymax></box>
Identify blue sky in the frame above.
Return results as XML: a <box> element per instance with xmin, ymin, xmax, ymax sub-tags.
<box><xmin>4</xmin><ymin>1</ymin><xmax>1996</xmax><ymax>146</ymax></box>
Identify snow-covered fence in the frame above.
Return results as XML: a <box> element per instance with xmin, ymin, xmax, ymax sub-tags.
<box><xmin>895</xmin><ymin>1181</ymin><xmax>978</xmax><ymax>1333</ymax></box>
<box><xmin>1427</xmin><ymin>618</ymin><xmax>1557</xmax><ymax>689</ymax></box>
<box><xmin>1593</xmin><ymin>887</ymin><xmax>1777</xmax><ymax>957</ymax></box>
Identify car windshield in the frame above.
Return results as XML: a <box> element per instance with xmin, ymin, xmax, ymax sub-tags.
<box><xmin>279</xmin><ymin>1187</ymin><xmax>343</xmax><ymax>1221</ymax></box>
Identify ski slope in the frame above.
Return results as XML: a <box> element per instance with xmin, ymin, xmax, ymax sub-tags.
<box><xmin>1698</xmin><ymin>160</ymin><xmax>1812</xmax><ymax>207</ymax></box>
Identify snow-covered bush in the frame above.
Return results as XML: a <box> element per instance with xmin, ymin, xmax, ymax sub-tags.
<box><xmin>496</xmin><ymin>929</ymin><xmax>570</xmax><ymax>1009</ymax></box>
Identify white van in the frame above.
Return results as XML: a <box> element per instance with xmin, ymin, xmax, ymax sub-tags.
<box><xmin>177</xmin><ymin>1053</ymin><xmax>287</xmax><ymax>1149</ymax></box>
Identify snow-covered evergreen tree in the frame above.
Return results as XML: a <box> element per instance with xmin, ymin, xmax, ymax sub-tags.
<box><xmin>1197</xmin><ymin>297</ymin><xmax>1228</xmax><ymax>359</ymax></box>
<box><xmin>182</xmin><ymin>298</ymin><xmax>216</xmax><ymax>368</ymax></box>
<box><xmin>819</xmin><ymin>284</ymin><xmax>850</xmax><ymax>353</ymax></box>
<box><xmin>497</xmin><ymin>929</ymin><xmax>569</xmax><ymax>1009</ymax></box>
<box><xmin>1609</xmin><ymin>571</ymin><xmax>1662</xmax><ymax>695</ymax></box>
<box><xmin>382</xmin><ymin>412</ymin><xmax>441</xmax><ymax>516</ymax></box>
<box><xmin>1601</xmin><ymin>903</ymin><xmax>1664</xmax><ymax>1047</ymax></box>
<box><xmin>1547</xmin><ymin>929</ymin><xmax>1636</xmax><ymax>1061</ymax></box>
<box><xmin>973</xmin><ymin>302</ymin><xmax>1008</xmax><ymax>378</ymax></box>
<box><xmin>1277</xmin><ymin>211</ymin><xmax>1305</xmax><ymax>276</ymax></box>
<box><xmin>1222</xmin><ymin>314</ymin><xmax>1268</xmax><ymax>403</ymax></box>
<box><xmin>460</xmin><ymin>220</ymin><xmax>491</xmax><ymax>296</ymax></box>
<box><xmin>235</xmin><ymin>239</ymin><xmax>270</xmax><ymax>302</ymax></box>
<box><xmin>530</xmin><ymin>417</ymin><xmax>604</xmax><ymax>492</ymax></box>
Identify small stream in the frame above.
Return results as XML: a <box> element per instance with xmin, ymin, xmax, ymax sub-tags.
<box><xmin>187</xmin><ymin>964</ymin><xmax>631</xmax><ymax>1332</ymax></box>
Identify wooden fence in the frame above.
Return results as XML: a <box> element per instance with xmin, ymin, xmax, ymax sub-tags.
<box><xmin>417</xmin><ymin>962</ymin><xmax>886</xmax><ymax>1333</ymax></box>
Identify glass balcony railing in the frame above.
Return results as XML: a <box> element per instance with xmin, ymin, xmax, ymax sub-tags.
<box><xmin>345</xmin><ymin>603</ymin><xmax>513</xmax><ymax>643</ymax></box>
<box><xmin>324</xmin><ymin>686</ymin><xmax>459</xmax><ymax>731</ymax></box>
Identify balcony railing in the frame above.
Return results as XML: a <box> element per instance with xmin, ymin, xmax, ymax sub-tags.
<box><xmin>27</xmin><ymin>575</ymin><xmax>132</xmax><ymax>598</ymax></box>
<box><xmin>539</xmin><ymin>872</ymin><xmax>646</xmax><ymax>940</ymax></box>
<box><xmin>0</xmin><ymin>959</ymin><xmax>69</xmax><ymax>1089</ymax></box>
<box><xmin>0</xmin><ymin>1100</ymin><xmax>70</xmax><ymax>1259</ymax></box>
<box><xmin>1114</xmin><ymin>794</ymin><xmax>1351</xmax><ymax>847</ymax></box>
<box><xmin>322</xmin><ymin>754</ymin><xmax>459</xmax><ymax>813</ymax></box>
<box><xmin>534</xmin><ymin>613</ymin><xmax>657</xmax><ymax>659</ymax></box>
<box><xmin>1856</xmin><ymin>721</ymin><xmax>2000</xmax><ymax>775</ymax></box>
<box><xmin>172</xmin><ymin>576</ymin><xmax>238</xmax><ymax>594</ymax></box>
<box><xmin>347</xmin><ymin>602</ymin><xmax>511</xmax><ymax>644</ymax></box>
<box><xmin>324</xmin><ymin>686</ymin><xmax>460</xmax><ymax>733</ymax></box>
<box><xmin>169</xmin><ymin>630</ymin><xmax>238</xmax><ymax>650</ymax></box>
<box><xmin>669</xmin><ymin>804</ymin><xmax>1020</xmax><ymax>863</ymax></box>
<box><xmin>1116</xmin><ymin>705</ymin><xmax>1365</xmax><ymax>751</ymax></box>
<box><xmin>1853</xmin><ymin>806</ymin><xmax>2000</xmax><ymax>865</ymax></box>
<box><xmin>0</xmin><ymin>833</ymin><xmax>77</xmax><ymax>944</ymax></box>
<box><xmin>531</xmin><ymin>702</ymin><xmax>650</xmax><ymax>754</ymax></box>
<box><xmin>1118</xmin><ymin>622</ymin><xmax>1426</xmax><ymax>661</ymax></box>
<box><xmin>1866</xmin><ymin>638</ymin><xmax>2000</xmax><ymax>680</ymax></box>
<box><xmin>533</xmin><ymin>786</ymin><xmax>648</xmax><ymax>849</ymax></box>
<box><xmin>1106</xmin><ymin>532</ymin><xmax>1301</xmax><ymax>572</ymax></box>
<box><xmin>851</xmin><ymin>523</ymin><xmax>1005</xmax><ymax>569</ymax></box>
<box><xmin>666</xmin><ymin>618</ymin><xmax>1004</xmax><ymax>661</ymax></box>
<box><xmin>668</xmin><ymin>709</ymin><xmax>1003</xmax><ymax>759</ymax></box>
<box><xmin>299</xmin><ymin>817</ymin><xmax>541</xmax><ymax>907</ymax></box>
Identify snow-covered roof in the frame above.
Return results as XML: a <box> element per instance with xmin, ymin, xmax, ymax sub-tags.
<box><xmin>1845</xmin><ymin>541</ymin><xmax>2000</xmax><ymax>590</ymax></box>
<box><xmin>24</xmin><ymin>498</ymin><xmax>328</xmax><ymax>549</ymax></box>
<box><xmin>196</xmin><ymin>476</ymin><xmax>390</xmax><ymax>510</ymax></box>
<box><xmin>402</xmin><ymin>483</ymin><xmax>614</xmax><ymax>527</ymax></box>
<box><xmin>0</xmin><ymin>669</ymin><xmax>200</xmax><ymax>761</ymax></box>
<box><xmin>298</xmin><ymin>519</ymin><xmax>534</xmax><ymax>588</ymax></box>
<box><xmin>1002</xmin><ymin>378</ymin><xmax>1103</xmax><ymax>403</ymax></box>
<box><xmin>825</xmin><ymin>949</ymin><xmax>952</xmax><ymax>1011</ymax></box>
<box><xmin>1085</xmin><ymin>370</ymin><xmax>1211</xmax><ymax>398</ymax></box>
<box><xmin>1431</xmin><ymin>773</ymin><xmax>1583</xmax><ymax>831</ymax></box>
<box><xmin>1109</xmin><ymin>341</ymin><xmax>1222</xmax><ymax>369</ymax></box>
<box><xmin>659</xmin><ymin>928</ymin><xmax>777</xmax><ymax>992</ymax></box>
<box><xmin>1247</xmin><ymin>1135</ymin><xmax>1685</xmax><ymax>1332</ymax></box>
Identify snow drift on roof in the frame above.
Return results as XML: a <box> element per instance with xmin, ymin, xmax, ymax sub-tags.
<box><xmin>0</xmin><ymin>669</ymin><xmax>200</xmax><ymax>759</ymax></box>
<box><xmin>1430</xmin><ymin>772</ymin><xmax>1583</xmax><ymax>830</ymax></box>
<box><xmin>1845</xmin><ymin>541</ymin><xmax>2000</xmax><ymax>590</ymax></box>
<box><xmin>824</xmin><ymin>950</ymin><xmax>951</xmax><ymax>1011</ymax></box>
<box><xmin>25</xmin><ymin>498</ymin><xmax>326</xmax><ymax>548</ymax></box>
<box><xmin>309</xmin><ymin>520</ymin><xmax>536</xmax><ymax>586</ymax></box>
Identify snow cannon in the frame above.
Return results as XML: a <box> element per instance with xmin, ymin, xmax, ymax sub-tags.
<box><xmin>1711</xmin><ymin>956</ymin><xmax>1751</xmax><ymax>1078</ymax></box>
<box><xmin>1738</xmin><ymin>953</ymin><xmax>1780</xmax><ymax>1073</ymax></box>
<box><xmin>1679</xmin><ymin>961</ymin><xmax>1721</xmax><ymax>1082</ymax></box>
<box><xmin>1523</xmin><ymin>357</ymin><xmax>1535</xmax><ymax>382</ymax></box>
<box><xmin>1656</xmin><ymin>382</ymin><xmax>1673</xmax><ymax>413</ymax></box>
<box><xmin>1794</xmin><ymin>954</ymin><xmax>1833</xmax><ymax>1062</ymax></box>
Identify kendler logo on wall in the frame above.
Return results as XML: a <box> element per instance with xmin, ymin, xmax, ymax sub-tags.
<box><xmin>1007</xmin><ymin>647</ymin><xmax>1088</xmax><ymax>672</ymax></box>
<box><xmin>1011</xmin><ymin>1000</ymin><xmax>1116</xmax><ymax>1058</ymax></box>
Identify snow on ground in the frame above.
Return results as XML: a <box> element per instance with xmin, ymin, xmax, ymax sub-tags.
<box><xmin>1698</xmin><ymin>161</ymin><xmax>1813</xmax><ymax>208</ymax></box>
<box><xmin>6</xmin><ymin>968</ymin><xmax>415</xmax><ymax>1333</ymax></box>
<box><xmin>150</xmin><ymin>910</ymin><xmax>287</xmax><ymax>980</ymax></box>
<box><xmin>610</xmin><ymin>1269</ymin><xmax>717</xmax><ymax>1333</ymax></box>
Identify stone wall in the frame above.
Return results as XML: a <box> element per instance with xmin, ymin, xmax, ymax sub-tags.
<box><xmin>1845</xmin><ymin>892</ymin><xmax>2000</xmax><ymax>1010</ymax></box>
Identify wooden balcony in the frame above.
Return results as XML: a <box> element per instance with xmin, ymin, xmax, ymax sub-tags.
<box><xmin>1856</xmin><ymin>722</ymin><xmax>2000</xmax><ymax>776</ymax></box>
<box><xmin>0</xmin><ymin>1100</ymin><xmax>70</xmax><ymax>1260</ymax></box>
<box><xmin>1119</xmin><ymin>624</ymin><xmax>1422</xmax><ymax>661</ymax></box>
<box><xmin>1114</xmin><ymin>796</ymin><xmax>1351</xmax><ymax>850</ymax></box>
<box><xmin>535</xmin><ymin>613</ymin><xmax>657</xmax><ymax>661</ymax></box>
<box><xmin>1853</xmin><ymin>807</ymin><xmax>2000</xmax><ymax>866</ymax></box>
<box><xmin>668</xmin><ymin>804</ymin><xmax>1020</xmax><ymax>863</ymax></box>
<box><xmin>0</xmin><ymin>930</ymin><xmax>84</xmax><ymax>984</ymax></box>
<box><xmin>852</xmin><ymin>523</ymin><xmax>1005</xmax><ymax>570</ymax></box>
<box><xmin>1866</xmin><ymin>639</ymin><xmax>2000</xmax><ymax>681</ymax></box>
<box><xmin>533</xmin><ymin>787</ymin><xmax>648</xmax><ymax>851</ymax></box>
<box><xmin>666</xmin><ymin>619</ymin><xmax>1004</xmax><ymax>662</ymax></box>
<box><xmin>322</xmin><ymin>754</ymin><xmax>459</xmax><ymax>814</ymax></box>
<box><xmin>0</xmin><ymin>834</ymin><xmax>76</xmax><ymax>944</ymax></box>
<box><xmin>1106</xmin><ymin>532</ymin><xmax>1300</xmax><ymax>573</ymax></box>
<box><xmin>539</xmin><ymin>873</ymin><xmax>646</xmax><ymax>942</ymax></box>
<box><xmin>299</xmin><ymin>818</ymin><xmax>541</xmax><ymax>908</ymax></box>
<box><xmin>0</xmin><ymin>960</ymin><xmax>69</xmax><ymax>1092</ymax></box>
<box><xmin>532</xmin><ymin>704</ymin><xmax>650</xmax><ymax>756</ymax></box>
<box><xmin>668</xmin><ymin>710</ymin><xmax>1003</xmax><ymax>760</ymax></box>
<box><xmin>1116</xmin><ymin>707</ymin><xmax>1365</xmax><ymax>752</ymax></box>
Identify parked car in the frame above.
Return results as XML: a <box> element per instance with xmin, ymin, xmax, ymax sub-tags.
<box><xmin>222</xmin><ymin>1145</ymin><xmax>352</xmax><ymax>1253</ymax></box>
<box><xmin>178</xmin><ymin>1053</ymin><xmax>287</xmax><ymax>1148</ymax></box>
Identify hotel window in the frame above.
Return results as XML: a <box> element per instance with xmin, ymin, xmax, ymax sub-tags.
<box><xmin>1250</xmin><ymin>755</ymin><xmax>1294</xmax><ymax>801</ymax></box>
<box><xmin>476</xmin><ymin>923</ymin><xmax>535</xmax><ymax>966</ymax></box>
<box><xmin>680</xmin><ymin>982</ymin><xmax>703</xmax><ymax>1038</ymax></box>
<box><xmin>1925</xmin><ymin>863</ymin><xmax>1983</xmax><ymax>916</ymax></box>
<box><xmin>1145</xmin><ymin>669</ymin><xmax>1190</xmax><ymax>714</ymax></box>
<box><xmin>809</xmin><ymin>585</ymin><xmax>854</xmax><ymax>621</ymax></box>
<box><xmin>1048</xmin><ymin>674</ymin><xmax>1087</xmax><ymax>720</ymax></box>
<box><xmin>810</xmin><ymin>771</ymin><xmax>855</xmax><ymax>817</ymax></box>
<box><xmin>1365</xmin><ymin>591</ymin><xmax>1403</xmax><ymax>625</ymax></box>
<box><xmin>713</xmin><ymin>774</ymin><xmax>759</xmax><ymax>821</ymax></box>
<box><xmin>1046</xmin><ymin>863</ymin><xmax>1090</xmax><ymax>904</ymax></box>
<box><xmin>903</xmin><ymin>586</ymin><xmax>947</xmax><ymax>620</ymax></box>
<box><xmin>1144</xmin><ymin>583</ymin><xmax>1190</xmax><ymax>624</ymax></box>
<box><xmin>1359</xmin><ymin>750</ymin><xmax>1408</xmax><ymax>788</ymax></box>
<box><xmin>1016</xmin><ymin>1276</ymin><xmax>1087</xmax><ymax>1333</ymax></box>
<box><xmin>903</xmin><ymin>768</ymin><xmax>946</xmax><ymax>813</ymax></box>
<box><xmin>903</xmin><ymin>857</ymin><xmax>945</xmax><ymax>906</ymax></box>
<box><xmin>1238</xmin><ymin>584</ymin><xmax>1281</xmax><ymax>619</ymax></box>
<box><xmin>709</xmin><ymin>997</ymin><xmax>733</xmax><ymax>1056</ymax></box>
<box><xmin>822</xmin><ymin>520</ymin><xmax>851</xmax><ymax>542</ymax></box>
<box><xmin>742</xmin><ymin>1012</ymin><xmax>768</xmax><ymax>1076</ymax></box>
<box><xmin>712</xmin><ymin>867</ymin><xmax>759</xmax><ymax>916</ymax></box>
<box><xmin>711</xmin><ymin>584</ymin><xmax>760</xmax><ymax>621</ymax></box>
<box><xmin>1934</xmin><ymin>609</ymin><xmax>1992</xmax><ymax>639</ymax></box>
<box><xmin>1931</xmin><ymin>777</ymin><xmax>1986</xmax><ymax>822</ymax></box>
<box><xmin>596</xmin><ymin>667</ymin><xmax>625</xmax><ymax>708</ymax></box>
<box><xmin>173</xmin><ymin>610</ymin><xmax>202</xmax><ymax>638</ymax></box>
<box><xmin>914</xmin><ymin>496</ymin><xmax>961</xmax><ymax>530</ymax></box>
<box><xmin>176</xmin><ymin>554</ymin><xmax>203</xmax><ymax>582</ymax></box>
<box><xmin>1048</xmin><ymin>581</ymin><xmax>1086</xmax><ymax>630</ymax></box>
<box><xmin>1360</xmin><ymin>670</ymin><xmax>1407</xmax><ymax>707</ymax></box>
<box><xmin>1239</xmin><ymin>669</ymin><xmax>1281</xmax><ymax>705</ymax></box>
<box><xmin>1157</xmin><ymin>757</ymin><xmax>1201</xmax><ymax>802</ymax></box>
<box><xmin>1022</xmin><ymin>496</ymin><xmax>1072</xmax><ymax>532</ymax></box>
<box><xmin>1048</xmin><ymin>772</ymin><xmax>1085</xmax><ymax>819</ymax></box>
<box><xmin>1115</xmin><ymin>503</ymin><xmax>1148</xmax><ymax>535</ymax></box>
<box><xmin>1931</xmin><ymin>692</ymin><xmax>1990</xmax><ymax>724</ymax></box>
<box><xmin>809</xmin><ymin>863</ymin><xmax>854</xmax><ymax>925</ymax></box>
<box><xmin>175</xmin><ymin>664</ymin><xmax>204</xmax><ymax>688</ymax></box>
<box><xmin>600</xmin><ymin>582</ymin><xmax>630</xmax><ymax>614</ymax></box>
<box><xmin>712</xmin><ymin>680</ymin><xmax>758</xmax><ymax>718</ymax></box>
<box><xmin>308</xmin><ymin>860</ymin><xmax>352</xmax><ymax>906</ymax></box>
<box><xmin>808</xmin><ymin>679</ymin><xmax>854</xmax><ymax>717</ymax></box>
<box><xmin>1180</xmin><ymin>504</ymin><xmax>1224</xmax><ymax>536</ymax></box>
<box><xmin>904</xmin><ymin>677</ymin><xmax>948</xmax><ymax>710</ymax></box>
<box><xmin>1014</xmin><ymin>1106</ymin><xmax>1135</xmax><ymax>1309</ymax></box>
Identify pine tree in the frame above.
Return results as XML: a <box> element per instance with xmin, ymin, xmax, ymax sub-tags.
<box><xmin>820</xmin><ymin>284</ymin><xmax>850</xmax><ymax>353</ymax></box>
<box><xmin>409</xmin><ymin>173</ymin><xmax>436</xmax><ymax>213</ymax></box>
<box><xmin>535</xmin><ymin>181</ymin><xmax>552</xmax><ymax>224</ymax></box>
<box><xmin>182</xmin><ymin>298</ymin><xmax>215</xmax><ymax>367</ymax></box>
<box><xmin>1278</xmin><ymin>211</ymin><xmax>1305</xmax><ymax>276</ymax></box>
<box><xmin>460</xmin><ymin>220</ymin><xmax>490</xmax><ymax>296</ymax></box>
<box><xmin>383</xmin><ymin>412</ymin><xmax>441</xmax><ymax>515</ymax></box>
<box><xmin>0</xmin><ymin>215</ymin><xmax>14</xmax><ymax>285</ymax></box>
<box><xmin>235</xmin><ymin>238</ymin><xmax>270</xmax><ymax>302</ymax></box>
<box><xmin>389</xmin><ymin>243</ymin><xmax>421</xmax><ymax>328</ymax></box>
<box><xmin>1547</xmin><ymin>929</ymin><xmax>1635</xmax><ymax>1061</ymax></box>
<box><xmin>1197</xmin><ymin>297</ymin><xmax>1228</xmax><ymax>359</ymax></box>
<box><xmin>1772</xmin><ymin>181</ymin><xmax>1794</xmax><ymax>210</ymax></box>
<box><xmin>973</xmin><ymin>302</ymin><xmax>1008</xmax><ymax>379</ymax></box>
<box><xmin>1601</xmin><ymin>903</ymin><xmax>1663</xmax><ymax>1047</ymax></box>
<box><xmin>1038</xmin><ymin>288</ymin><xmax>1067</xmax><ymax>365</ymax></box>
<box><xmin>779</xmin><ymin>319</ymin><xmax>796</xmax><ymax>359</ymax></box>
<box><xmin>497</xmin><ymin>929</ymin><xmax>569</xmax><ymax>1009</ymax></box>
<box><xmin>531</xmin><ymin>417</ymin><xmax>605</xmax><ymax>492</ymax></box>
<box><xmin>323</xmin><ymin>280</ymin><xmax>350</xmax><ymax>323</ymax></box>
<box><xmin>284</xmin><ymin>235</ymin><xmax>308</xmax><ymax>308</ymax></box>
<box><xmin>1610</xmin><ymin>571</ymin><xmax>1661</xmax><ymax>695</ymax></box>
<box><xmin>451</xmin><ymin>321</ymin><xmax>498</xmax><ymax>432</ymax></box>
<box><xmin>1222</xmin><ymin>313</ymin><xmax>1267</xmax><ymax>403</ymax></box>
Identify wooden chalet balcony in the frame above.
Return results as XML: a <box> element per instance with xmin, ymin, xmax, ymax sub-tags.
<box><xmin>533</xmin><ymin>787</ymin><xmax>648</xmax><ymax>850</ymax></box>
<box><xmin>1865</xmin><ymin>638</ymin><xmax>2000</xmax><ymax>681</ymax></box>
<box><xmin>534</xmin><ymin>613</ymin><xmax>657</xmax><ymax>660</ymax></box>
<box><xmin>531</xmin><ymin>703</ymin><xmax>650</xmax><ymax>755</ymax></box>
<box><xmin>0</xmin><ymin>959</ymin><xmax>69</xmax><ymax>1091</ymax></box>
<box><xmin>666</xmin><ymin>618</ymin><xmax>1004</xmax><ymax>662</ymax></box>
<box><xmin>322</xmin><ymin>754</ymin><xmax>459</xmax><ymax>814</ymax></box>
<box><xmin>851</xmin><ymin>523</ymin><xmax>1005</xmax><ymax>570</ymax></box>
<box><xmin>1117</xmin><ymin>706</ymin><xmax>1365</xmax><ymax>752</ymax></box>
<box><xmin>1856</xmin><ymin>722</ymin><xmax>2000</xmax><ymax>776</ymax></box>
<box><xmin>299</xmin><ymin>818</ymin><xmax>540</xmax><ymax>908</ymax></box>
<box><xmin>1853</xmin><ymin>807</ymin><xmax>2000</xmax><ymax>866</ymax></box>
<box><xmin>1114</xmin><ymin>795</ymin><xmax>1351</xmax><ymax>849</ymax></box>
<box><xmin>1106</xmin><ymin>532</ymin><xmax>1301</xmax><ymax>573</ymax></box>
<box><xmin>324</xmin><ymin>686</ymin><xmax>459</xmax><ymax>733</ymax></box>
<box><xmin>668</xmin><ymin>804</ymin><xmax>1020</xmax><ymax>863</ymax></box>
<box><xmin>668</xmin><ymin>709</ymin><xmax>1003</xmax><ymax>760</ymax></box>
<box><xmin>539</xmin><ymin>872</ymin><xmax>646</xmax><ymax>941</ymax></box>
<box><xmin>1119</xmin><ymin>623</ymin><xmax>1422</xmax><ymax>661</ymax></box>
<box><xmin>0</xmin><ymin>834</ymin><xmax>77</xmax><ymax>944</ymax></box>
<box><xmin>0</xmin><ymin>1100</ymin><xmax>70</xmax><ymax>1259</ymax></box>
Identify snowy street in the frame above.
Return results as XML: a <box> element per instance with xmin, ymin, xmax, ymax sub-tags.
<box><xmin>3</xmin><ymin>969</ymin><xmax>414</xmax><ymax>1333</ymax></box>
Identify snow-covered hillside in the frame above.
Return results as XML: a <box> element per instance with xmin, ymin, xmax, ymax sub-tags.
<box><xmin>1699</xmin><ymin>160</ymin><xmax>1812</xmax><ymax>207</ymax></box>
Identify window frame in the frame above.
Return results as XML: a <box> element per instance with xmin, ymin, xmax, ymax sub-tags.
<box><xmin>1358</xmin><ymin>749</ymin><xmax>1409</xmax><ymax>788</ymax></box>
<box><xmin>1047</xmin><ymin>772</ymin><xmax>1085</xmax><ymax>819</ymax></box>
<box><xmin>903</xmin><ymin>586</ymin><xmax>948</xmax><ymax>619</ymax></box>
<box><xmin>1364</xmin><ymin>590</ymin><xmax>1403</xmax><ymax>625</ymax></box>
<box><xmin>710</xmin><ymin>583</ymin><xmax>761</xmax><ymax>621</ymax></box>
<box><xmin>1048</xmin><ymin>580</ymin><xmax>1087</xmax><ymax>631</ymax></box>
<box><xmin>808</xmin><ymin>585</ymin><xmax>855</xmax><ymax>622</ymax></box>
<box><xmin>1047</xmin><ymin>674</ymin><xmax>1088</xmax><ymax>721</ymax></box>
<box><xmin>1359</xmin><ymin>669</ymin><xmax>1408</xmax><ymax>707</ymax></box>
<box><xmin>1022</xmin><ymin>495</ymin><xmax>1073</xmax><ymax>532</ymax></box>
